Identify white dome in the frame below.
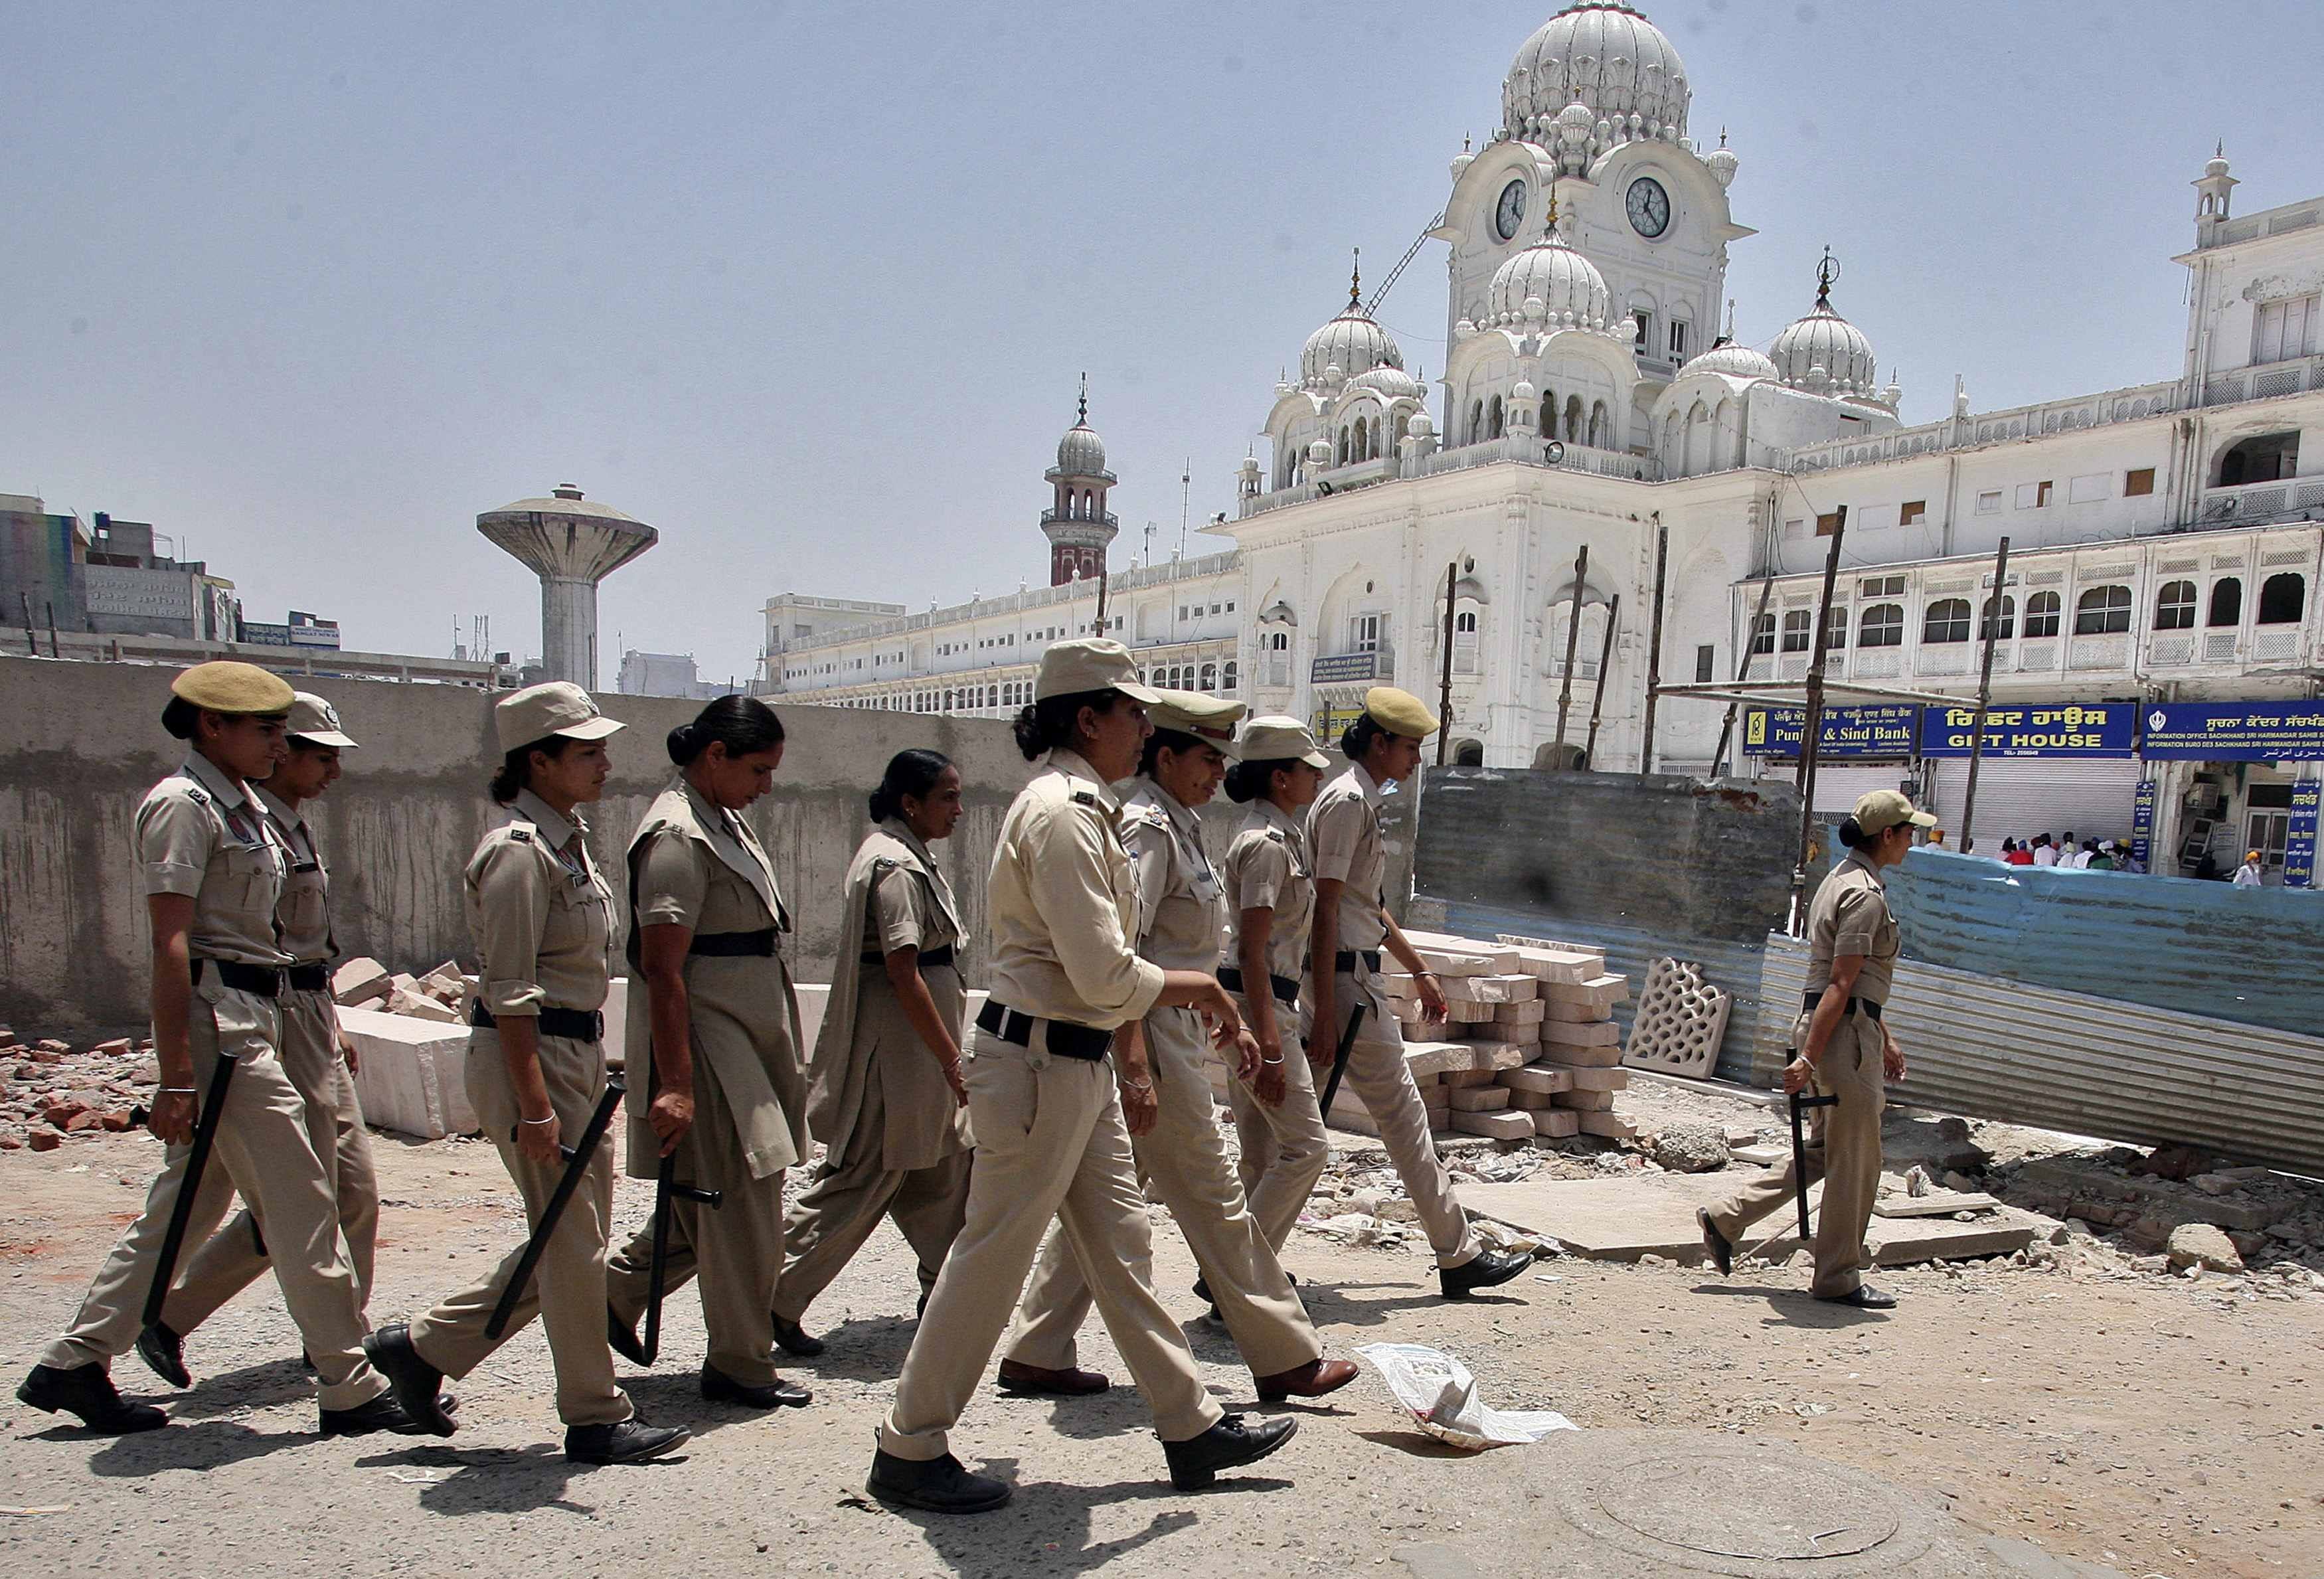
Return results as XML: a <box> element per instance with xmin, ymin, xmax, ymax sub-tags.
<box><xmin>1054</xmin><ymin>421</ymin><xmax>1108</xmax><ymax>477</ymax></box>
<box><xmin>1770</xmin><ymin>298</ymin><xmax>1877</xmax><ymax>395</ymax></box>
<box><xmin>1485</xmin><ymin>224</ymin><xmax>1612</xmax><ymax>331</ymax></box>
<box><xmin>1503</xmin><ymin>3</ymin><xmax>1690</xmax><ymax>144</ymax></box>
<box><xmin>1679</xmin><ymin>339</ymin><xmax>1779</xmax><ymax>382</ymax></box>
<box><xmin>1301</xmin><ymin>304</ymin><xmax>1403</xmax><ymax>390</ymax></box>
<box><xmin>1347</xmin><ymin>363</ymin><xmax>1423</xmax><ymax>400</ymax></box>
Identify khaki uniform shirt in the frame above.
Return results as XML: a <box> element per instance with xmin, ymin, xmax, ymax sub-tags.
<box><xmin>1307</xmin><ymin>762</ymin><xmax>1389</xmax><ymax>949</ymax></box>
<box><xmin>1223</xmin><ymin>798</ymin><xmax>1313</xmax><ymax>987</ymax></box>
<box><xmin>137</xmin><ymin>753</ymin><xmax>290</xmax><ymax>968</ymax></box>
<box><xmin>255</xmin><ymin>786</ymin><xmax>331</xmax><ymax>965</ymax></box>
<box><xmin>1121</xmin><ymin>778</ymin><xmax>1228</xmax><ymax>971</ymax></box>
<box><xmin>1809</xmin><ymin>850</ymin><xmax>1900</xmax><ymax>1005</ymax></box>
<box><xmin>467</xmin><ymin>789</ymin><xmax>616</xmax><ymax>1017</ymax></box>
<box><xmin>983</xmin><ymin>748</ymin><xmax>1164</xmax><ymax>1031</ymax></box>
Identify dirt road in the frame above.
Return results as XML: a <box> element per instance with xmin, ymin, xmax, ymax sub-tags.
<box><xmin>3</xmin><ymin>1130</ymin><xmax>2317</xmax><ymax>1578</ymax></box>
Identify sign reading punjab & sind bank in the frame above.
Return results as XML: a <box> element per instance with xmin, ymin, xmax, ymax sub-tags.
<box><xmin>1742</xmin><ymin>704</ymin><xmax>1918</xmax><ymax>758</ymax></box>
<box><xmin>1916</xmin><ymin>703</ymin><xmax>2137</xmax><ymax>758</ymax></box>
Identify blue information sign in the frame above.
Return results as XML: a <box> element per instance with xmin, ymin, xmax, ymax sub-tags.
<box><xmin>1918</xmin><ymin>702</ymin><xmax>2136</xmax><ymax>758</ymax></box>
<box><xmin>2139</xmin><ymin>702</ymin><xmax>2324</xmax><ymax>761</ymax></box>
<box><xmin>2131</xmin><ymin>778</ymin><xmax>2157</xmax><ymax>873</ymax></box>
<box><xmin>1742</xmin><ymin>704</ymin><xmax>1918</xmax><ymax>758</ymax></box>
<box><xmin>2286</xmin><ymin>782</ymin><xmax>2320</xmax><ymax>891</ymax></box>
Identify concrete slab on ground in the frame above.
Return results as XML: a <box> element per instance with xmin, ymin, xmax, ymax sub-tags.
<box><xmin>1460</xmin><ymin>1171</ymin><xmax>2037</xmax><ymax>1266</ymax></box>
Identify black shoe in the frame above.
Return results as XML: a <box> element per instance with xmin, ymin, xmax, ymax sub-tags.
<box><xmin>771</xmin><ymin>1314</ymin><xmax>825</xmax><ymax>1358</ymax></box>
<box><xmin>1698</xmin><ymin>1209</ymin><xmax>1734</xmax><ymax>1278</ymax></box>
<box><xmin>565</xmin><ymin>1418</ymin><xmax>689</xmax><ymax>1465</ymax></box>
<box><xmin>361</xmin><ymin>1324</ymin><xmax>455</xmax><ymax>1438</ymax></box>
<box><xmin>1815</xmin><ymin>1284</ymin><xmax>1898</xmax><ymax>1309</ymax></box>
<box><xmin>1438</xmin><ymin>1246</ymin><xmax>1530</xmax><ymax>1299</ymax></box>
<box><xmin>1192</xmin><ymin>1276</ymin><xmax>1212</xmax><ymax>1305</ymax></box>
<box><xmin>16</xmin><ymin>1363</ymin><xmax>168</xmax><ymax>1434</ymax></box>
<box><xmin>995</xmin><ymin>1359</ymin><xmax>1110</xmax><ymax>1396</ymax></box>
<box><xmin>701</xmin><ymin>1364</ymin><xmax>811</xmax><ymax>1409</ymax></box>
<box><xmin>606</xmin><ymin>1307</ymin><xmax>649</xmax><ymax>1367</ymax></box>
<box><xmin>135</xmin><ymin>1321</ymin><xmax>191</xmax><ymax>1389</ymax></box>
<box><xmin>320</xmin><ymin>1392</ymin><xmax>434</xmax><ymax>1438</ymax></box>
<box><xmin>867</xmin><ymin>1449</ymin><xmax>1012</xmax><ymax>1514</ymax></box>
<box><xmin>1162</xmin><ymin>1412</ymin><xmax>1299</xmax><ymax>1491</ymax></box>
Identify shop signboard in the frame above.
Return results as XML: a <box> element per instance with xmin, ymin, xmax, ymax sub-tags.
<box><xmin>2139</xmin><ymin>702</ymin><xmax>2324</xmax><ymax>761</ymax></box>
<box><xmin>2285</xmin><ymin>782</ymin><xmax>2319</xmax><ymax>891</ymax></box>
<box><xmin>1742</xmin><ymin>704</ymin><xmax>1918</xmax><ymax>759</ymax></box>
<box><xmin>2130</xmin><ymin>778</ymin><xmax>2157</xmax><ymax>873</ymax></box>
<box><xmin>1918</xmin><ymin>702</ymin><xmax>2135</xmax><ymax>758</ymax></box>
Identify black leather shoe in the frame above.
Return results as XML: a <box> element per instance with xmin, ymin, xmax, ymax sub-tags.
<box><xmin>701</xmin><ymin>1364</ymin><xmax>811</xmax><ymax>1409</ymax></box>
<box><xmin>867</xmin><ymin>1449</ymin><xmax>1011</xmax><ymax>1514</ymax></box>
<box><xmin>566</xmin><ymin>1418</ymin><xmax>689</xmax><ymax>1465</ymax></box>
<box><xmin>606</xmin><ymin>1307</ymin><xmax>649</xmax><ymax>1367</ymax></box>
<box><xmin>1699</xmin><ymin>1209</ymin><xmax>1734</xmax><ymax>1278</ymax></box>
<box><xmin>320</xmin><ymin>1392</ymin><xmax>432</xmax><ymax>1438</ymax></box>
<box><xmin>135</xmin><ymin>1321</ymin><xmax>191</xmax><ymax>1389</ymax></box>
<box><xmin>16</xmin><ymin>1363</ymin><xmax>167</xmax><ymax>1434</ymax></box>
<box><xmin>996</xmin><ymin>1359</ymin><xmax>1110</xmax><ymax>1396</ymax></box>
<box><xmin>361</xmin><ymin>1324</ymin><xmax>455</xmax><ymax>1437</ymax></box>
<box><xmin>1438</xmin><ymin>1246</ymin><xmax>1530</xmax><ymax>1299</ymax></box>
<box><xmin>1162</xmin><ymin>1412</ymin><xmax>1298</xmax><ymax>1490</ymax></box>
<box><xmin>1195</xmin><ymin>1272</ymin><xmax>1295</xmax><ymax>1305</ymax></box>
<box><xmin>771</xmin><ymin>1314</ymin><xmax>825</xmax><ymax>1357</ymax></box>
<box><xmin>1815</xmin><ymin>1284</ymin><xmax>1898</xmax><ymax>1309</ymax></box>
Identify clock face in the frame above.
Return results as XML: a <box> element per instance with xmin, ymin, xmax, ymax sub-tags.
<box><xmin>1626</xmin><ymin>176</ymin><xmax>1671</xmax><ymax>238</ymax></box>
<box><xmin>1494</xmin><ymin>179</ymin><xmax>1527</xmax><ymax>242</ymax></box>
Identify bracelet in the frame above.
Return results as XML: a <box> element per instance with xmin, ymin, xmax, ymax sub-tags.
<box><xmin>1416</xmin><ymin>968</ymin><xmax>1440</xmax><ymax>979</ymax></box>
<box><xmin>1120</xmin><ymin>1077</ymin><xmax>1153</xmax><ymax>1093</ymax></box>
<box><xmin>1260</xmin><ymin>1054</ymin><xmax>1285</xmax><ymax>1066</ymax></box>
<box><xmin>519</xmin><ymin>1114</ymin><xmax>556</xmax><ymax>1125</ymax></box>
<box><xmin>159</xmin><ymin>1087</ymin><xmax>197</xmax><ymax>1095</ymax></box>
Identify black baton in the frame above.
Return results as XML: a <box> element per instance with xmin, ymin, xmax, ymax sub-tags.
<box><xmin>1317</xmin><ymin>1000</ymin><xmax>1369</xmax><ymax>1118</ymax></box>
<box><xmin>1789</xmin><ymin>1089</ymin><xmax>1839</xmax><ymax>1242</ymax></box>
<box><xmin>640</xmin><ymin>1147</ymin><xmax>723</xmax><ymax>1366</ymax></box>
<box><xmin>141</xmin><ymin>1049</ymin><xmax>241</xmax><ymax>1329</ymax></box>
<box><xmin>486</xmin><ymin>1074</ymin><xmax>627</xmax><ymax>1340</ymax></box>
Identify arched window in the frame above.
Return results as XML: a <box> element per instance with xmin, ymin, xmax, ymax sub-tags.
<box><xmin>2260</xmin><ymin>572</ymin><xmax>2306</xmax><ymax>625</ymax></box>
<box><xmin>1749</xmin><ymin>612</ymin><xmax>1776</xmax><ymax>655</ymax></box>
<box><xmin>1489</xmin><ymin>396</ymin><xmax>1505</xmax><ymax>440</ymax></box>
<box><xmin>1199</xmin><ymin>662</ymin><xmax>1218</xmax><ymax>691</ymax></box>
<box><xmin>2216</xmin><ymin>431</ymin><xmax>2299</xmax><ymax>487</ymax></box>
<box><xmin>1860</xmin><ymin>603</ymin><xmax>1905</xmax><ymax>647</ymax></box>
<box><xmin>1922</xmin><ymin>598</ymin><xmax>1971</xmax><ymax>644</ymax></box>
<box><xmin>1565</xmin><ymin>394</ymin><xmax>1584</xmax><ymax>442</ymax></box>
<box><xmin>2023</xmin><ymin>591</ymin><xmax>2062</xmax><ymax>637</ymax></box>
<box><xmin>2155</xmin><ymin>580</ymin><xmax>2197</xmax><ymax>631</ymax></box>
<box><xmin>1336</xmin><ymin>428</ymin><xmax>1349</xmax><ymax>465</ymax></box>
<box><xmin>2208</xmin><ymin>578</ymin><xmax>2243</xmax><ymax>627</ymax></box>
<box><xmin>1979</xmin><ymin>594</ymin><xmax>2016</xmax><ymax>641</ymax></box>
<box><xmin>1590</xmin><ymin>400</ymin><xmax>1610</xmax><ymax>448</ymax></box>
<box><xmin>1371</xmin><ymin>416</ymin><xmax>1384</xmax><ymax>457</ymax></box>
<box><xmin>1222</xmin><ymin>659</ymin><xmax>1238</xmax><ymax>691</ymax></box>
<box><xmin>1468</xmin><ymin>399</ymin><xmax>1484</xmax><ymax>444</ymax></box>
<box><xmin>1392</xmin><ymin>410</ymin><xmax>1410</xmax><ymax>448</ymax></box>
<box><xmin>1454</xmin><ymin>606</ymin><xmax>1481</xmax><ymax>675</ymax></box>
<box><xmin>2074</xmin><ymin>584</ymin><xmax>2132</xmax><ymax>635</ymax></box>
<box><xmin>1268</xmin><ymin>630</ymin><xmax>1289</xmax><ymax>651</ymax></box>
<box><xmin>1781</xmin><ymin>610</ymin><xmax>1811</xmax><ymax>652</ymax></box>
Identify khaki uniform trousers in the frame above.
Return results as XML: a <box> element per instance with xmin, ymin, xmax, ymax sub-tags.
<box><xmin>1222</xmin><ymin>995</ymin><xmax>1330</xmax><ymax>1255</ymax></box>
<box><xmin>878</xmin><ymin>1029</ymin><xmax>1224</xmax><ymax>1461</ymax></box>
<box><xmin>160</xmin><ymin>987</ymin><xmax>380</xmax><ymax>1333</ymax></box>
<box><xmin>1007</xmin><ymin>1006</ymin><xmax>1319</xmax><ymax>1377</ymax></box>
<box><xmin>1319</xmin><ymin>969</ymin><xmax>1479</xmax><ymax>1268</ymax></box>
<box><xmin>407</xmin><ymin>1029</ymin><xmax>630</xmax><ymax>1428</ymax></box>
<box><xmin>1705</xmin><ymin>1013</ymin><xmax>1886</xmax><ymax>1298</ymax></box>
<box><xmin>776</xmin><ymin>1148</ymin><xmax>969</xmax><ymax>1323</ymax></box>
<box><xmin>606</xmin><ymin>1056</ymin><xmax>788</xmax><ymax>1386</ymax></box>
<box><xmin>38</xmin><ymin>984</ymin><xmax>385</xmax><ymax>1411</ymax></box>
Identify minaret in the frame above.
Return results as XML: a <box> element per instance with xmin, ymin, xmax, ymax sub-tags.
<box><xmin>477</xmin><ymin>483</ymin><xmax>657</xmax><ymax>687</ymax></box>
<box><xmin>1042</xmin><ymin>374</ymin><xmax>1119</xmax><ymax>586</ymax></box>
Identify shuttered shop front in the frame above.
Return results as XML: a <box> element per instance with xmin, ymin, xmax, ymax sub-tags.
<box><xmin>1930</xmin><ymin>757</ymin><xmax>2143</xmax><ymax>847</ymax></box>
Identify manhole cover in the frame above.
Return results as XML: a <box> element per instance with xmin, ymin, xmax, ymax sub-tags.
<box><xmin>1592</xmin><ymin>1455</ymin><xmax>1899</xmax><ymax>1560</ymax></box>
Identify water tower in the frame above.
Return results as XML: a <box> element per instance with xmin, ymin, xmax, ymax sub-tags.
<box><xmin>477</xmin><ymin>484</ymin><xmax>657</xmax><ymax>688</ymax></box>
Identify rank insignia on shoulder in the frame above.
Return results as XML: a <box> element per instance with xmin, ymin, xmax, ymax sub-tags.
<box><xmin>1070</xmin><ymin>790</ymin><xmax>1100</xmax><ymax>807</ymax></box>
<box><xmin>185</xmin><ymin>786</ymin><xmax>209</xmax><ymax>806</ymax></box>
<box><xmin>507</xmin><ymin>826</ymin><xmax>534</xmax><ymax>844</ymax></box>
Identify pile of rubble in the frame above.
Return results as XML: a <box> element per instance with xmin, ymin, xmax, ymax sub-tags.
<box><xmin>330</xmin><ymin>956</ymin><xmax>475</xmax><ymax>1023</ymax></box>
<box><xmin>0</xmin><ymin>1025</ymin><xmax>153</xmax><ymax>1152</ymax></box>
<box><xmin>1995</xmin><ymin>1140</ymin><xmax>2324</xmax><ymax>1281</ymax></box>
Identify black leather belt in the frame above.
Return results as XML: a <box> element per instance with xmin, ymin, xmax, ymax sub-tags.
<box><xmin>975</xmin><ymin>999</ymin><xmax>1112</xmax><ymax>1062</ymax></box>
<box><xmin>191</xmin><ymin>958</ymin><xmax>284</xmax><ymax>998</ymax></box>
<box><xmin>1803</xmin><ymin>991</ymin><xmax>1883</xmax><ymax>1022</ymax></box>
<box><xmin>863</xmin><ymin>944</ymin><xmax>956</xmax><ymax>969</ymax></box>
<box><xmin>691</xmin><ymin>928</ymin><xmax>778</xmax><ymax>957</ymax></box>
<box><xmin>470</xmin><ymin>1001</ymin><xmax>605</xmax><ymax>1042</ymax></box>
<box><xmin>286</xmin><ymin>963</ymin><xmax>331</xmax><ymax>993</ymax></box>
<box><xmin>1333</xmin><ymin>950</ymin><xmax>1383</xmax><ymax>973</ymax></box>
<box><xmin>1218</xmin><ymin>965</ymin><xmax>1300</xmax><ymax>1005</ymax></box>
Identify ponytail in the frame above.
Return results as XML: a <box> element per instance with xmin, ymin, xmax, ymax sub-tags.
<box><xmin>869</xmin><ymin>748</ymin><xmax>954</xmax><ymax>823</ymax></box>
<box><xmin>1224</xmin><ymin>757</ymin><xmax>1297</xmax><ymax>804</ymax></box>
<box><xmin>669</xmin><ymin>695</ymin><xmax>784</xmax><ymax>766</ymax></box>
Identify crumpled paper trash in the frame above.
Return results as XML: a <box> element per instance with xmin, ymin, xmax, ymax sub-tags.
<box><xmin>1354</xmin><ymin>1342</ymin><xmax>1577</xmax><ymax>1451</ymax></box>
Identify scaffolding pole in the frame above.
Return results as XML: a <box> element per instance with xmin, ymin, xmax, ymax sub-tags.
<box><xmin>1788</xmin><ymin>507</ymin><xmax>1849</xmax><ymax>936</ymax></box>
<box><xmin>1710</xmin><ymin>573</ymin><xmax>1778</xmax><ymax>779</ymax></box>
<box><xmin>1582</xmin><ymin>592</ymin><xmax>1621</xmax><ymax>770</ymax></box>
<box><xmin>1549</xmin><ymin>544</ymin><xmax>1588</xmax><ymax>770</ymax></box>
<box><xmin>1956</xmin><ymin>536</ymin><xmax>2012</xmax><ymax>853</ymax></box>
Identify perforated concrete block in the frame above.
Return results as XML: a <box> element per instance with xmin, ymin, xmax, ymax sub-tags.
<box><xmin>1620</xmin><ymin>956</ymin><xmax>1733</xmax><ymax>1080</ymax></box>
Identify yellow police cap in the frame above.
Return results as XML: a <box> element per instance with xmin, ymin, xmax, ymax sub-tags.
<box><xmin>1035</xmin><ymin>638</ymin><xmax>1163</xmax><ymax>705</ymax></box>
<box><xmin>1146</xmin><ymin>689</ymin><xmax>1248</xmax><ymax>757</ymax></box>
<box><xmin>170</xmin><ymin>660</ymin><xmax>294</xmax><ymax>716</ymax></box>
<box><xmin>1853</xmin><ymin>788</ymin><xmax>1937</xmax><ymax>835</ymax></box>
<box><xmin>1363</xmin><ymin>685</ymin><xmax>1440</xmax><ymax>740</ymax></box>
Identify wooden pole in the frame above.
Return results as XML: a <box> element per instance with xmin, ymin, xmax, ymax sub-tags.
<box><xmin>1550</xmin><ymin>545</ymin><xmax>1588</xmax><ymax>770</ymax></box>
<box><xmin>1092</xmin><ymin>556</ymin><xmax>1111</xmax><ymax>636</ymax></box>
<box><xmin>1639</xmin><ymin>517</ymin><xmax>1670</xmax><ymax>774</ymax></box>
<box><xmin>1788</xmin><ymin>507</ymin><xmax>1849</xmax><ymax>935</ymax></box>
<box><xmin>1582</xmin><ymin>592</ymin><xmax>1621</xmax><ymax>770</ymax></box>
<box><xmin>1710</xmin><ymin>572</ymin><xmax>1778</xmax><ymax>778</ymax></box>
<box><xmin>1957</xmin><ymin>535</ymin><xmax>2012</xmax><ymax>851</ymax></box>
<box><xmin>1436</xmin><ymin>561</ymin><xmax>1456</xmax><ymax>766</ymax></box>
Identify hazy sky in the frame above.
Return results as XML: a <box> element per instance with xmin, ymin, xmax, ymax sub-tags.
<box><xmin>9</xmin><ymin>1</ymin><xmax>2321</xmax><ymax>687</ymax></box>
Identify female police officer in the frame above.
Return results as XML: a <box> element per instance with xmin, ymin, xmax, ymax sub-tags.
<box><xmin>602</xmin><ymin>695</ymin><xmax>812</xmax><ymax>1410</ymax></box>
<box><xmin>20</xmin><ymin>663</ymin><xmax>403</xmax><ymax>1436</ymax></box>
<box><xmin>1699</xmin><ymin>788</ymin><xmax>1926</xmax><ymax>1309</ymax></box>
<box><xmin>867</xmin><ymin>639</ymin><xmax>1296</xmax><ymax>1516</ymax></box>
<box><xmin>365</xmin><ymin>681</ymin><xmax>689</xmax><ymax>1464</ymax></box>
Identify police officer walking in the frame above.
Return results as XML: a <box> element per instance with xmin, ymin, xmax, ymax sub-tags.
<box><xmin>19</xmin><ymin>663</ymin><xmax>410</xmax><ymax>1436</ymax></box>
<box><xmin>867</xmin><ymin>639</ymin><xmax>1296</xmax><ymax>1515</ymax></box>
<box><xmin>1699</xmin><ymin>789</ymin><xmax>1925</xmax><ymax>1309</ymax></box>
<box><xmin>1307</xmin><ymin>687</ymin><xmax>1530</xmax><ymax>1300</ymax></box>
<box><xmin>138</xmin><ymin>692</ymin><xmax>382</xmax><ymax>1388</ymax></box>
<box><xmin>1000</xmin><ymin>693</ymin><xmax>1356</xmax><ymax>1406</ymax></box>
<box><xmin>364</xmin><ymin>681</ymin><xmax>689</xmax><ymax>1464</ymax></box>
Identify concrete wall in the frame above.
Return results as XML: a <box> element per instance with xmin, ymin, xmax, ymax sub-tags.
<box><xmin>0</xmin><ymin>659</ymin><xmax>1034</xmax><ymax>1036</ymax></box>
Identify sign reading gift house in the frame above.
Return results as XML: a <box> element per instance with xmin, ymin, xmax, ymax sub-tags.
<box><xmin>1917</xmin><ymin>702</ymin><xmax>2137</xmax><ymax>758</ymax></box>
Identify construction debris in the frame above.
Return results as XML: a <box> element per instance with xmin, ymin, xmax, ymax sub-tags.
<box><xmin>0</xmin><ymin>1025</ymin><xmax>153</xmax><ymax>1150</ymax></box>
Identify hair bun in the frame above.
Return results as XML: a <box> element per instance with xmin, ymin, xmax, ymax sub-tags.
<box><xmin>664</xmin><ymin>720</ymin><xmax>697</xmax><ymax>764</ymax></box>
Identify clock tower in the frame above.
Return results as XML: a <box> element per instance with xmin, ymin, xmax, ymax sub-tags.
<box><xmin>1042</xmin><ymin>376</ymin><xmax>1118</xmax><ymax>587</ymax></box>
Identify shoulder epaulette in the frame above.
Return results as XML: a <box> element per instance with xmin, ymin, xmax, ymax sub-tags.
<box><xmin>1070</xmin><ymin>790</ymin><xmax>1100</xmax><ymax>807</ymax></box>
<box><xmin>184</xmin><ymin>786</ymin><xmax>209</xmax><ymax>807</ymax></box>
<box><xmin>507</xmin><ymin>826</ymin><xmax>534</xmax><ymax>844</ymax></box>
<box><xmin>1263</xmin><ymin>827</ymin><xmax>1287</xmax><ymax>844</ymax></box>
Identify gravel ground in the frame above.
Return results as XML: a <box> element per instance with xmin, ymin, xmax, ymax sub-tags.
<box><xmin>3</xmin><ymin>1124</ymin><xmax>2321</xmax><ymax>1578</ymax></box>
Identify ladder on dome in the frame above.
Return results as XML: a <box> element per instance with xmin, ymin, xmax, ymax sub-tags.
<box><xmin>1365</xmin><ymin>213</ymin><xmax>1445</xmax><ymax>318</ymax></box>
